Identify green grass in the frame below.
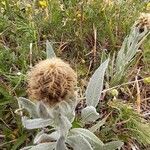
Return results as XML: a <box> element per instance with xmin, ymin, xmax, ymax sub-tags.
<box><xmin>0</xmin><ymin>0</ymin><xmax>150</xmax><ymax>149</ymax></box>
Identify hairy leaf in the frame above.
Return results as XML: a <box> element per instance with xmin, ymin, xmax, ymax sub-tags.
<box><xmin>36</xmin><ymin>101</ymin><xmax>52</xmax><ymax>119</ymax></box>
<box><xmin>34</xmin><ymin>130</ymin><xmax>60</xmax><ymax>144</ymax></box>
<box><xmin>59</xmin><ymin>115</ymin><xmax>72</xmax><ymax>136</ymax></box>
<box><xmin>58</xmin><ymin>100</ymin><xmax>76</xmax><ymax>123</ymax></box>
<box><xmin>70</xmin><ymin>128</ymin><xmax>104</xmax><ymax>146</ymax></box>
<box><xmin>103</xmin><ymin>141</ymin><xmax>124</xmax><ymax>150</ymax></box>
<box><xmin>81</xmin><ymin>106</ymin><xmax>99</xmax><ymax>123</ymax></box>
<box><xmin>67</xmin><ymin>135</ymin><xmax>93</xmax><ymax>150</ymax></box>
<box><xmin>89</xmin><ymin>114</ymin><xmax>109</xmax><ymax>133</ymax></box>
<box><xmin>20</xmin><ymin>146</ymin><xmax>34</xmax><ymax>150</ymax></box>
<box><xmin>56</xmin><ymin>136</ymin><xmax>67</xmax><ymax>150</ymax></box>
<box><xmin>30</xmin><ymin>142</ymin><xmax>56</xmax><ymax>150</ymax></box>
<box><xmin>34</xmin><ymin>132</ymin><xmax>54</xmax><ymax>144</ymax></box>
<box><xmin>46</xmin><ymin>40</ymin><xmax>56</xmax><ymax>59</ymax></box>
<box><xmin>85</xmin><ymin>59</ymin><xmax>109</xmax><ymax>107</ymax></box>
<box><xmin>22</xmin><ymin>117</ymin><xmax>53</xmax><ymax>129</ymax></box>
<box><xmin>17</xmin><ymin>97</ymin><xmax>38</xmax><ymax>118</ymax></box>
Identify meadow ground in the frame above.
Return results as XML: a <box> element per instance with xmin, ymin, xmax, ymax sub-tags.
<box><xmin>0</xmin><ymin>0</ymin><xmax>150</xmax><ymax>149</ymax></box>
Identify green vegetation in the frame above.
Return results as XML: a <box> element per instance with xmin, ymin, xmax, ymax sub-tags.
<box><xmin>0</xmin><ymin>0</ymin><xmax>150</xmax><ymax>149</ymax></box>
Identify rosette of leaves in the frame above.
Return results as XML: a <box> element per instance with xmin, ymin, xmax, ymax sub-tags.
<box><xmin>17</xmin><ymin>97</ymin><xmax>123</xmax><ymax>150</ymax></box>
<box><xmin>16</xmin><ymin>41</ymin><xmax>123</xmax><ymax>150</ymax></box>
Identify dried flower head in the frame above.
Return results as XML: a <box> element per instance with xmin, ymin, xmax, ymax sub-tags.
<box><xmin>135</xmin><ymin>13</ymin><xmax>150</xmax><ymax>31</ymax></box>
<box><xmin>27</xmin><ymin>58</ymin><xmax>77</xmax><ymax>106</ymax></box>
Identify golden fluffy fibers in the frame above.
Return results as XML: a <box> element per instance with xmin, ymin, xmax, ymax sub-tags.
<box><xmin>27</xmin><ymin>58</ymin><xmax>77</xmax><ymax>106</ymax></box>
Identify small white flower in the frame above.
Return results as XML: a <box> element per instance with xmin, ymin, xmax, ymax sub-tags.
<box><xmin>17</xmin><ymin>72</ymin><xmax>22</xmax><ymax>75</ymax></box>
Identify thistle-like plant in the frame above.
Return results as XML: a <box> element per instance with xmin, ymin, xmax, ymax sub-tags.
<box><xmin>15</xmin><ymin>40</ymin><xmax>123</xmax><ymax>150</ymax></box>
<box><xmin>110</xmin><ymin>13</ymin><xmax>150</xmax><ymax>86</ymax></box>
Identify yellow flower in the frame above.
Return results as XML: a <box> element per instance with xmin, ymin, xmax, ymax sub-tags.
<box><xmin>39</xmin><ymin>0</ymin><xmax>47</xmax><ymax>8</ymax></box>
<box><xmin>76</xmin><ymin>11</ymin><xmax>82</xmax><ymax>18</ymax></box>
<box><xmin>1</xmin><ymin>1</ymin><xmax>6</xmax><ymax>6</ymax></box>
<box><xmin>26</xmin><ymin>4</ymin><xmax>32</xmax><ymax>8</ymax></box>
<box><xmin>143</xmin><ymin>77</ymin><xmax>150</xmax><ymax>84</ymax></box>
<box><xmin>77</xmin><ymin>13</ymin><xmax>81</xmax><ymax>18</ymax></box>
<box><xmin>110</xmin><ymin>89</ymin><xmax>119</xmax><ymax>97</ymax></box>
<box><xmin>147</xmin><ymin>3</ymin><xmax>150</xmax><ymax>11</ymax></box>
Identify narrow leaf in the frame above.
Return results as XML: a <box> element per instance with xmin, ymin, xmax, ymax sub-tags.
<box><xmin>17</xmin><ymin>97</ymin><xmax>38</xmax><ymax>118</ymax></box>
<box><xmin>103</xmin><ymin>141</ymin><xmax>124</xmax><ymax>150</ymax></box>
<box><xmin>34</xmin><ymin>133</ymin><xmax>53</xmax><ymax>144</ymax></box>
<box><xmin>37</xmin><ymin>101</ymin><xmax>51</xmax><ymax>119</ymax></box>
<box><xmin>116</xmin><ymin>38</ymin><xmax>127</xmax><ymax>71</ymax></box>
<box><xmin>56</xmin><ymin>136</ymin><xmax>67</xmax><ymax>150</ymax></box>
<box><xmin>20</xmin><ymin>146</ymin><xmax>33</xmax><ymax>150</ymax></box>
<box><xmin>85</xmin><ymin>59</ymin><xmax>109</xmax><ymax>107</ymax></box>
<box><xmin>30</xmin><ymin>142</ymin><xmax>56</xmax><ymax>150</ymax></box>
<box><xmin>59</xmin><ymin>115</ymin><xmax>72</xmax><ymax>136</ymax></box>
<box><xmin>89</xmin><ymin>113</ymin><xmax>110</xmax><ymax>133</ymax></box>
<box><xmin>58</xmin><ymin>100</ymin><xmax>76</xmax><ymax>122</ymax></box>
<box><xmin>34</xmin><ymin>130</ymin><xmax>60</xmax><ymax>144</ymax></box>
<box><xmin>22</xmin><ymin>117</ymin><xmax>53</xmax><ymax>129</ymax></box>
<box><xmin>46</xmin><ymin>40</ymin><xmax>56</xmax><ymax>59</ymax></box>
<box><xmin>11</xmin><ymin>134</ymin><xmax>28</xmax><ymax>150</ymax></box>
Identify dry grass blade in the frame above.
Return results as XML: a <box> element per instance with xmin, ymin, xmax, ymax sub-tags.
<box><xmin>93</xmin><ymin>24</ymin><xmax>97</xmax><ymax>65</ymax></box>
<box><xmin>135</xmin><ymin>76</ymin><xmax>141</xmax><ymax>113</ymax></box>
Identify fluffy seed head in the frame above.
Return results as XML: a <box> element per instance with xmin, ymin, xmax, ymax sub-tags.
<box><xmin>27</xmin><ymin>58</ymin><xmax>77</xmax><ymax>106</ymax></box>
<box><xmin>135</xmin><ymin>13</ymin><xmax>150</xmax><ymax>31</ymax></box>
